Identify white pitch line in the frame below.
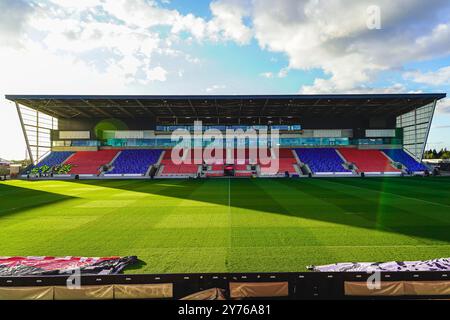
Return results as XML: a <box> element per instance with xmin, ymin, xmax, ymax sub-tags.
<box><xmin>228</xmin><ymin>177</ymin><xmax>231</xmax><ymax>208</ymax></box>
<box><xmin>228</xmin><ymin>177</ymin><xmax>232</xmax><ymax>250</ymax></box>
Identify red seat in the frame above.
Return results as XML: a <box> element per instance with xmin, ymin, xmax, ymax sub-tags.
<box><xmin>67</xmin><ymin>150</ymin><xmax>119</xmax><ymax>174</ymax></box>
<box><xmin>207</xmin><ymin>172</ymin><xmax>224</xmax><ymax>177</ymax></box>
<box><xmin>338</xmin><ymin>149</ymin><xmax>400</xmax><ymax>173</ymax></box>
<box><xmin>278</xmin><ymin>149</ymin><xmax>294</xmax><ymax>158</ymax></box>
<box><xmin>260</xmin><ymin>149</ymin><xmax>297</xmax><ymax>174</ymax></box>
<box><xmin>161</xmin><ymin>164</ymin><xmax>180</xmax><ymax>174</ymax></box>
<box><xmin>161</xmin><ymin>148</ymin><xmax>299</xmax><ymax>176</ymax></box>
<box><xmin>235</xmin><ymin>172</ymin><xmax>252</xmax><ymax>177</ymax></box>
<box><xmin>160</xmin><ymin>151</ymin><xmax>199</xmax><ymax>174</ymax></box>
<box><xmin>211</xmin><ymin>164</ymin><xmax>224</xmax><ymax>171</ymax></box>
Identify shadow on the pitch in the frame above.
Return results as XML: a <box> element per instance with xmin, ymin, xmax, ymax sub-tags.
<box><xmin>67</xmin><ymin>177</ymin><xmax>450</xmax><ymax>243</ymax></box>
<box><xmin>124</xmin><ymin>258</ymin><xmax>147</xmax><ymax>271</ymax></box>
<box><xmin>0</xmin><ymin>182</ymin><xmax>75</xmax><ymax>218</ymax></box>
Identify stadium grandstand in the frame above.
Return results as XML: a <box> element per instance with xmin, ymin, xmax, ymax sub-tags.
<box><xmin>3</xmin><ymin>93</ymin><xmax>450</xmax><ymax>301</ymax></box>
<box><xmin>6</xmin><ymin>93</ymin><xmax>445</xmax><ymax>179</ymax></box>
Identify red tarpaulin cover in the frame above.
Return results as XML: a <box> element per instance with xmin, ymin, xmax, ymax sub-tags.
<box><xmin>0</xmin><ymin>256</ymin><xmax>137</xmax><ymax>276</ymax></box>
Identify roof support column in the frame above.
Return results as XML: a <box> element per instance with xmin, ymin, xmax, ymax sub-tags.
<box><xmin>36</xmin><ymin>108</ymin><xmax>39</xmax><ymax>162</ymax></box>
<box><xmin>15</xmin><ymin>102</ymin><xmax>34</xmax><ymax>165</ymax></box>
<box><xmin>421</xmin><ymin>99</ymin><xmax>437</xmax><ymax>161</ymax></box>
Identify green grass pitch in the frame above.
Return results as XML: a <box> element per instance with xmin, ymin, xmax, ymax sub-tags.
<box><xmin>1</xmin><ymin>177</ymin><xmax>450</xmax><ymax>274</ymax></box>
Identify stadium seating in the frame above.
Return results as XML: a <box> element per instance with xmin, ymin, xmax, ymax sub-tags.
<box><xmin>382</xmin><ymin>149</ymin><xmax>428</xmax><ymax>172</ymax></box>
<box><xmin>160</xmin><ymin>148</ymin><xmax>297</xmax><ymax>176</ymax></box>
<box><xmin>211</xmin><ymin>164</ymin><xmax>224</xmax><ymax>171</ymax></box>
<box><xmin>109</xmin><ymin>149</ymin><xmax>162</xmax><ymax>175</ymax></box>
<box><xmin>66</xmin><ymin>150</ymin><xmax>120</xmax><ymax>174</ymax></box>
<box><xmin>206</xmin><ymin>172</ymin><xmax>225</xmax><ymax>177</ymax></box>
<box><xmin>260</xmin><ymin>149</ymin><xmax>297</xmax><ymax>175</ymax></box>
<box><xmin>295</xmin><ymin>148</ymin><xmax>350</xmax><ymax>173</ymax></box>
<box><xmin>234</xmin><ymin>164</ymin><xmax>248</xmax><ymax>171</ymax></box>
<box><xmin>338</xmin><ymin>148</ymin><xmax>400</xmax><ymax>173</ymax></box>
<box><xmin>161</xmin><ymin>163</ymin><xmax>199</xmax><ymax>175</ymax></box>
<box><xmin>35</xmin><ymin>151</ymin><xmax>74</xmax><ymax>168</ymax></box>
<box><xmin>160</xmin><ymin>149</ymin><xmax>199</xmax><ymax>175</ymax></box>
<box><xmin>31</xmin><ymin>148</ymin><xmax>421</xmax><ymax>177</ymax></box>
<box><xmin>235</xmin><ymin>172</ymin><xmax>253</xmax><ymax>177</ymax></box>
<box><xmin>279</xmin><ymin>149</ymin><xmax>298</xmax><ymax>175</ymax></box>
<box><xmin>210</xmin><ymin>148</ymin><xmax>297</xmax><ymax>175</ymax></box>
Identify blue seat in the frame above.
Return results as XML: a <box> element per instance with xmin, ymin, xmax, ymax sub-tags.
<box><xmin>382</xmin><ymin>149</ymin><xmax>428</xmax><ymax>172</ymax></box>
<box><xmin>35</xmin><ymin>152</ymin><xmax>74</xmax><ymax>168</ymax></box>
<box><xmin>109</xmin><ymin>149</ymin><xmax>162</xmax><ymax>174</ymax></box>
<box><xmin>295</xmin><ymin>148</ymin><xmax>350</xmax><ymax>173</ymax></box>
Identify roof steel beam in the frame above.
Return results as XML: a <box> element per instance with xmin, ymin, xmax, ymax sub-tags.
<box><xmin>107</xmin><ymin>99</ymin><xmax>135</xmax><ymax>118</ymax></box>
<box><xmin>82</xmin><ymin>99</ymin><xmax>113</xmax><ymax>118</ymax></box>
<box><xmin>135</xmin><ymin>99</ymin><xmax>155</xmax><ymax>116</ymax></box>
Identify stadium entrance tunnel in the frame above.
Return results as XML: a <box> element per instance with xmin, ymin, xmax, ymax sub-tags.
<box><xmin>65</xmin><ymin>177</ymin><xmax>450</xmax><ymax>244</ymax></box>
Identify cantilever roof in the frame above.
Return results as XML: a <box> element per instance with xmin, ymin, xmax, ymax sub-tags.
<box><xmin>5</xmin><ymin>93</ymin><xmax>446</xmax><ymax>120</ymax></box>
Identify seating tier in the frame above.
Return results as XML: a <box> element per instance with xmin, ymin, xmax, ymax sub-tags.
<box><xmin>382</xmin><ymin>149</ymin><xmax>428</xmax><ymax>172</ymax></box>
<box><xmin>66</xmin><ymin>150</ymin><xmax>120</xmax><ymax>174</ymax></box>
<box><xmin>109</xmin><ymin>149</ymin><xmax>162</xmax><ymax>174</ymax></box>
<box><xmin>338</xmin><ymin>149</ymin><xmax>400</xmax><ymax>173</ymax></box>
<box><xmin>295</xmin><ymin>148</ymin><xmax>350</xmax><ymax>173</ymax></box>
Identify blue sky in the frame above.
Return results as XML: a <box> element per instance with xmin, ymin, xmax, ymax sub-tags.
<box><xmin>0</xmin><ymin>0</ymin><xmax>449</xmax><ymax>159</ymax></box>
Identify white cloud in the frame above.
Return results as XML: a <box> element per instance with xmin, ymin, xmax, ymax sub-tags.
<box><xmin>0</xmin><ymin>0</ymin><xmax>34</xmax><ymax>47</ymax></box>
<box><xmin>145</xmin><ymin>66</ymin><xmax>168</xmax><ymax>82</ymax></box>
<box><xmin>0</xmin><ymin>42</ymin><xmax>128</xmax><ymax>95</ymax></box>
<box><xmin>259</xmin><ymin>72</ymin><xmax>273</xmax><ymax>79</ymax></box>
<box><xmin>415</xmin><ymin>23</ymin><xmax>450</xmax><ymax>60</ymax></box>
<box><xmin>48</xmin><ymin>0</ymin><xmax>103</xmax><ymax>9</ymax></box>
<box><xmin>0</xmin><ymin>42</ymin><xmax>130</xmax><ymax>160</ymax></box>
<box><xmin>260</xmin><ymin>68</ymin><xmax>289</xmax><ymax>79</ymax></box>
<box><xmin>277</xmin><ymin>67</ymin><xmax>288</xmax><ymax>78</ymax></box>
<box><xmin>433</xmin><ymin>125</ymin><xmax>450</xmax><ymax>129</ymax></box>
<box><xmin>99</xmin><ymin>0</ymin><xmax>253</xmax><ymax>44</ymax></box>
<box><xmin>19</xmin><ymin>1</ymin><xmax>215</xmax><ymax>86</ymax></box>
<box><xmin>207</xmin><ymin>0</ymin><xmax>252</xmax><ymax>45</ymax></box>
<box><xmin>405</xmin><ymin>66</ymin><xmax>450</xmax><ymax>86</ymax></box>
<box><xmin>301</xmin><ymin>81</ymin><xmax>407</xmax><ymax>94</ymax></box>
<box><xmin>206</xmin><ymin>84</ymin><xmax>226</xmax><ymax>92</ymax></box>
<box><xmin>436</xmin><ymin>98</ymin><xmax>450</xmax><ymax>114</ymax></box>
<box><xmin>102</xmin><ymin>0</ymin><xmax>179</xmax><ymax>29</ymax></box>
<box><xmin>251</xmin><ymin>0</ymin><xmax>450</xmax><ymax>93</ymax></box>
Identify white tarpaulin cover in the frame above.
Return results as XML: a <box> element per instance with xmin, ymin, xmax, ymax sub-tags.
<box><xmin>309</xmin><ymin>258</ymin><xmax>450</xmax><ymax>272</ymax></box>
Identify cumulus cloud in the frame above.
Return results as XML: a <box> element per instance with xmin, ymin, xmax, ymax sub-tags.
<box><xmin>207</xmin><ymin>0</ymin><xmax>252</xmax><ymax>44</ymax></box>
<box><xmin>100</xmin><ymin>0</ymin><xmax>252</xmax><ymax>44</ymax></box>
<box><xmin>436</xmin><ymin>98</ymin><xmax>450</xmax><ymax>114</ymax></box>
<box><xmin>145</xmin><ymin>66</ymin><xmax>168</xmax><ymax>82</ymax></box>
<box><xmin>259</xmin><ymin>72</ymin><xmax>273</xmax><ymax>78</ymax></box>
<box><xmin>0</xmin><ymin>43</ymin><xmax>129</xmax><ymax>95</ymax></box>
<box><xmin>260</xmin><ymin>68</ymin><xmax>289</xmax><ymax>79</ymax></box>
<box><xmin>1</xmin><ymin>0</ymin><xmax>450</xmax><ymax>95</ymax></box>
<box><xmin>433</xmin><ymin>125</ymin><xmax>450</xmax><ymax>129</ymax></box>
<box><xmin>48</xmin><ymin>0</ymin><xmax>103</xmax><ymax>8</ymax></box>
<box><xmin>251</xmin><ymin>0</ymin><xmax>450</xmax><ymax>93</ymax></box>
<box><xmin>0</xmin><ymin>0</ymin><xmax>255</xmax><ymax>92</ymax></box>
<box><xmin>102</xmin><ymin>0</ymin><xmax>181</xmax><ymax>29</ymax></box>
<box><xmin>206</xmin><ymin>84</ymin><xmax>226</xmax><ymax>92</ymax></box>
<box><xmin>0</xmin><ymin>0</ymin><xmax>34</xmax><ymax>47</ymax></box>
<box><xmin>277</xmin><ymin>67</ymin><xmax>288</xmax><ymax>78</ymax></box>
<box><xmin>405</xmin><ymin>66</ymin><xmax>450</xmax><ymax>86</ymax></box>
